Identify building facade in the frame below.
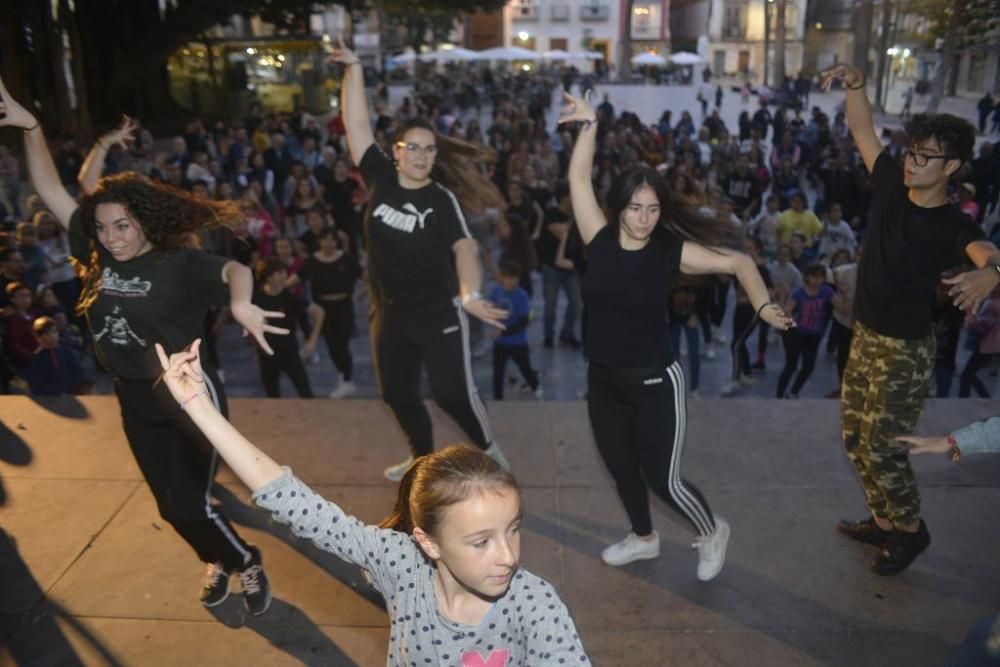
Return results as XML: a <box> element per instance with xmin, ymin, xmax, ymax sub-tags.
<box><xmin>502</xmin><ymin>0</ymin><xmax>622</xmax><ymax>65</ymax></box>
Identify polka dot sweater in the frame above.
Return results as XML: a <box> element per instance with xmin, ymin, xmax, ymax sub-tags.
<box><xmin>253</xmin><ymin>467</ymin><xmax>591</xmax><ymax>666</ymax></box>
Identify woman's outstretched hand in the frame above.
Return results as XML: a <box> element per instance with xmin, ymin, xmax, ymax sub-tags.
<box><xmin>330</xmin><ymin>36</ymin><xmax>360</xmax><ymax>66</ymax></box>
<box><xmin>0</xmin><ymin>76</ymin><xmax>38</xmax><ymax>130</ymax></box>
<box><xmin>557</xmin><ymin>91</ymin><xmax>597</xmax><ymax>127</ymax></box>
<box><xmin>463</xmin><ymin>297</ymin><xmax>510</xmax><ymax>330</ymax></box>
<box><xmin>231</xmin><ymin>301</ymin><xmax>289</xmax><ymax>356</ymax></box>
<box><xmin>759</xmin><ymin>303</ymin><xmax>796</xmax><ymax>331</ymax></box>
<box><xmin>155</xmin><ymin>340</ymin><xmax>212</xmax><ymax>410</ymax></box>
<box><xmin>101</xmin><ymin>115</ymin><xmax>139</xmax><ymax>151</ymax></box>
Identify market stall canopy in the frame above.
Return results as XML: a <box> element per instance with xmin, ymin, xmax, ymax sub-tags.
<box><xmin>669</xmin><ymin>51</ymin><xmax>704</xmax><ymax>65</ymax></box>
<box><xmin>631</xmin><ymin>52</ymin><xmax>667</xmax><ymax>66</ymax></box>
<box><xmin>477</xmin><ymin>46</ymin><xmax>542</xmax><ymax>61</ymax></box>
<box><xmin>419</xmin><ymin>47</ymin><xmax>482</xmax><ymax>62</ymax></box>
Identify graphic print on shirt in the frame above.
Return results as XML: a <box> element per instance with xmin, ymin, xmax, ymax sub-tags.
<box><xmin>93</xmin><ymin>305</ymin><xmax>147</xmax><ymax>347</ymax></box>
<box><xmin>100</xmin><ymin>267</ymin><xmax>152</xmax><ymax>298</ymax></box>
<box><xmin>461</xmin><ymin>648</ymin><xmax>510</xmax><ymax>667</ymax></box>
<box><xmin>372</xmin><ymin>202</ymin><xmax>433</xmax><ymax>233</ymax></box>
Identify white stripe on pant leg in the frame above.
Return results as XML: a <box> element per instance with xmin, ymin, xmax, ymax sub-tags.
<box><xmin>666</xmin><ymin>363</ymin><xmax>714</xmax><ymax>535</ymax></box>
<box><xmin>665</xmin><ymin>363</ymin><xmax>714</xmax><ymax>536</ymax></box>
<box><xmin>202</xmin><ymin>374</ymin><xmax>252</xmax><ymax>564</ymax></box>
<box><xmin>454</xmin><ymin>300</ymin><xmax>495</xmax><ymax>446</ymax></box>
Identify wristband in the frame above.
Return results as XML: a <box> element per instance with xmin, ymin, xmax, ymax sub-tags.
<box><xmin>756</xmin><ymin>302</ymin><xmax>774</xmax><ymax>318</ymax></box>
<box><xmin>946</xmin><ymin>435</ymin><xmax>961</xmax><ymax>462</ymax></box>
<box><xmin>846</xmin><ymin>79</ymin><xmax>865</xmax><ymax>90</ymax></box>
<box><xmin>462</xmin><ymin>291</ymin><xmax>482</xmax><ymax>305</ymax></box>
<box><xmin>23</xmin><ymin>121</ymin><xmax>39</xmax><ymax>132</ymax></box>
<box><xmin>180</xmin><ymin>390</ymin><xmax>209</xmax><ymax>409</ymax></box>
<box><xmin>97</xmin><ymin>140</ymin><xmax>109</xmax><ymax>151</ymax></box>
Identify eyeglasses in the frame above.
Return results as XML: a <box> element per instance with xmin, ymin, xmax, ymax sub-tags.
<box><xmin>901</xmin><ymin>148</ymin><xmax>952</xmax><ymax>167</ymax></box>
<box><xmin>395</xmin><ymin>141</ymin><xmax>438</xmax><ymax>156</ymax></box>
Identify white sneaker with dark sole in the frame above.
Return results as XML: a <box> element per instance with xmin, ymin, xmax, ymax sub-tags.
<box><xmin>693</xmin><ymin>517</ymin><xmax>730</xmax><ymax>581</ymax></box>
<box><xmin>384</xmin><ymin>456</ymin><xmax>415</xmax><ymax>482</ymax></box>
<box><xmin>601</xmin><ymin>531</ymin><xmax>660</xmax><ymax>566</ymax></box>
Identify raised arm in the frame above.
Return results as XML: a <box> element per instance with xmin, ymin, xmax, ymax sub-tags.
<box><xmin>79</xmin><ymin>115</ymin><xmax>138</xmax><ymax>195</ymax></box>
<box><xmin>155</xmin><ymin>341</ymin><xmax>283</xmax><ymax>491</ymax></box>
<box><xmin>680</xmin><ymin>242</ymin><xmax>795</xmax><ymax>331</ymax></box>
<box><xmin>0</xmin><ymin>76</ymin><xmax>77</xmax><ymax>227</ymax></box>
<box><xmin>557</xmin><ymin>92</ymin><xmax>605</xmax><ymax>245</ymax></box>
<box><xmin>819</xmin><ymin>64</ymin><xmax>882</xmax><ymax>173</ymax></box>
<box><xmin>331</xmin><ymin>38</ymin><xmax>375</xmax><ymax>165</ymax></box>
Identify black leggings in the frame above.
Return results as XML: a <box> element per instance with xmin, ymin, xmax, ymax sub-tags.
<box><xmin>320</xmin><ymin>299</ymin><xmax>354</xmax><ymax>381</ymax></box>
<box><xmin>259</xmin><ymin>347</ymin><xmax>314</xmax><ymax>398</ymax></box>
<box><xmin>492</xmin><ymin>343</ymin><xmax>539</xmax><ymax>399</ymax></box>
<box><xmin>372</xmin><ymin>300</ymin><xmax>494</xmax><ymax>457</ymax></box>
<box><xmin>731</xmin><ymin>302</ymin><xmax>755</xmax><ymax>378</ymax></box>
<box><xmin>777</xmin><ymin>330</ymin><xmax>823</xmax><ymax>397</ymax></box>
<box><xmin>115</xmin><ymin>369</ymin><xmax>252</xmax><ymax>571</ymax></box>
<box><xmin>587</xmin><ymin>361</ymin><xmax>716</xmax><ymax>538</ymax></box>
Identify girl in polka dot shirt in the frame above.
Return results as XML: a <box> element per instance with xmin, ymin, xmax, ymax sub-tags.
<box><xmin>154</xmin><ymin>340</ymin><xmax>591</xmax><ymax>666</ymax></box>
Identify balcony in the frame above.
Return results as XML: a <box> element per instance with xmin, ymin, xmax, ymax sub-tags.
<box><xmin>512</xmin><ymin>3</ymin><xmax>538</xmax><ymax>21</ymax></box>
<box><xmin>551</xmin><ymin>3</ymin><xmax>570</xmax><ymax>21</ymax></box>
<box><xmin>581</xmin><ymin>4</ymin><xmax>609</xmax><ymax>21</ymax></box>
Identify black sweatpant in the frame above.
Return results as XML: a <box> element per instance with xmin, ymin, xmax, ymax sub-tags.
<box><xmin>777</xmin><ymin>330</ymin><xmax>823</xmax><ymax>397</ymax></box>
<box><xmin>492</xmin><ymin>343</ymin><xmax>539</xmax><ymax>399</ymax></box>
<box><xmin>372</xmin><ymin>299</ymin><xmax>494</xmax><ymax>457</ymax></box>
<box><xmin>115</xmin><ymin>369</ymin><xmax>251</xmax><ymax>572</ymax></box>
<box><xmin>587</xmin><ymin>361</ymin><xmax>716</xmax><ymax>538</ymax></box>
<box><xmin>320</xmin><ymin>299</ymin><xmax>354</xmax><ymax>381</ymax></box>
<box><xmin>731</xmin><ymin>302</ymin><xmax>755</xmax><ymax>379</ymax></box>
<box><xmin>259</xmin><ymin>348</ymin><xmax>314</xmax><ymax>398</ymax></box>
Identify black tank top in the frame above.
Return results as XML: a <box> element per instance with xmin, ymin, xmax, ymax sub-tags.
<box><xmin>582</xmin><ymin>225</ymin><xmax>683</xmax><ymax>368</ymax></box>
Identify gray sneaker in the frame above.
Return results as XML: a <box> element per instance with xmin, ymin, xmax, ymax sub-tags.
<box><xmin>238</xmin><ymin>546</ymin><xmax>271</xmax><ymax>616</ymax></box>
<box><xmin>384</xmin><ymin>455</ymin><xmax>415</xmax><ymax>482</ymax></box>
<box><xmin>200</xmin><ymin>561</ymin><xmax>230</xmax><ymax>607</ymax></box>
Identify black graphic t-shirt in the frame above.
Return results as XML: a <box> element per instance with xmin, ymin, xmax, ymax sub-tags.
<box><xmin>69</xmin><ymin>209</ymin><xmax>230</xmax><ymax>380</ymax></box>
<box><xmin>359</xmin><ymin>144</ymin><xmax>472</xmax><ymax>307</ymax></box>
<box><xmin>854</xmin><ymin>152</ymin><xmax>985</xmax><ymax>339</ymax></box>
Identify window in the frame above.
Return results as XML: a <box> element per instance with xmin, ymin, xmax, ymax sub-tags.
<box><xmin>723</xmin><ymin>6</ymin><xmax>745</xmax><ymax>39</ymax></box>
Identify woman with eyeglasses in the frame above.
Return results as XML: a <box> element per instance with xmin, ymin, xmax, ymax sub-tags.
<box><xmin>819</xmin><ymin>63</ymin><xmax>1000</xmax><ymax>576</ymax></box>
<box><xmin>331</xmin><ymin>39</ymin><xmax>511</xmax><ymax>481</ymax></box>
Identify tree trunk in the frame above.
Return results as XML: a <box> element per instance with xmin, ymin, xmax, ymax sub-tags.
<box><xmin>620</xmin><ymin>0</ymin><xmax>635</xmax><ymax>80</ymax></box>
<box><xmin>873</xmin><ymin>0</ymin><xmax>892</xmax><ymax>112</ymax></box>
<box><xmin>774</xmin><ymin>0</ymin><xmax>787</xmax><ymax>88</ymax></box>
<box><xmin>926</xmin><ymin>0</ymin><xmax>968</xmax><ymax>114</ymax></box>
<box><xmin>851</xmin><ymin>0</ymin><xmax>874</xmax><ymax>78</ymax></box>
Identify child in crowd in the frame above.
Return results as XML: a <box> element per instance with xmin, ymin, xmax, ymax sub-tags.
<box><xmin>153</xmin><ymin>340</ymin><xmax>591</xmax><ymax>665</ymax></box>
<box><xmin>750</xmin><ymin>194</ymin><xmax>781</xmax><ymax>259</ymax></box>
<box><xmin>723</xmin><ymin>237</ymin><xmax>773</xmax><ymax>396</ymax></box>
<box><xmin>25</xmin><ymin>316</ymin><xmax>84</xmax><ymax>395</ymax></box>
<box><xmin>36</xmin><ymin>285</ymin><xmax>85</xmax><ymax>352</ymax></box>
<box><xmin>489</xmin><ymin>259</ymin><xmax>541</xmax><ymax>400</ymax></box>
<box><xmin>251</xmin><ymin>257</ymin><xmax>324</xmax><ymax>398</ymax></box>
<box><xmin>958</xmin><ymin>291</ymin><xmax>1000</xmax><ymax>398</ymax></box>
<box><xmin>817</xmin><ymin>202</ymin><xmax>857</xmax><ymax>260</ymax></box>
<box><xmin>3</xmin><ymin>282</ymin><xmax>38</xmax><ymax>371</ymax></box>
<box><xmin>777</xmin><ymin>263</ymin><xmax>834</xmax><ymax>398</ymax></box>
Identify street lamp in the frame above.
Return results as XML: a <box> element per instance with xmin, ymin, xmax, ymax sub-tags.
<box><xmin>763</xmin><ymin>0</ymin><xmax>775</xmax><ymax>87</ymax></box>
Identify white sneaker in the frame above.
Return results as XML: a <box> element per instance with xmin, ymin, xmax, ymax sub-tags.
<box><xmin>740</xmin><ymin>374</ymin><xmax>756</xmax><ymax>386</ymax></box>
<box><xmin>720</xmin><ymin>381</ymin><xmax>740</xmax><ymax>397</ymax></box>
<box><xmin>329</xmin><ymin>380</ymin><xmax>356</xmax><ymax>399</ymax></box>
<box><xmin>692</xmin><ymin>517</ymin><xmax>730</xmax><ymax>581</ymax></box>
<box><xmin>383</xmin><ymin>455</ymin><xmax>415</xmax><ymax>482</ymax></box>
<box><xmin>485</xmin><ymin>442</ymin><xmax>511</xmax><ymax>471</ymax></box>
<box><xmin>714</xmin><ymin>332</ymin><xmax>727</xmax><ymax>344</ymax></box>
<box><xmin>533</xmin><ymin>386</ymin><xmax>544</xmax><ymax>401</ymax></box>
<box><xmin>601</xmin><ymin>531</ymin><xmax>660</xmax><ymax>566</ymax></box>
<box><xmin>704</xmin><ymin>345</ymin><xmax>717</xmax><ymax>360</ymax></box>
<box><xmin>310</xmin><ymin>352</ymin><xmax>321</xmax><ymax>365</ymax></box>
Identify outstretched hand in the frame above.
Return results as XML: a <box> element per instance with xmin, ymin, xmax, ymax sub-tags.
<box><xmin>760</xmin><ymin>303</ymin><xmax>796</xmax><ymax>331</ymax></box>
<box><xmin>557</xmin><ymin>91</ymin><xmax>597</xmax><ymax>127</ymax></box>
<box><xmin>942</xmin><ymin>268</ymin><xmax>999</xmax><ymax>312</ymax></box>
<box><xmin>463</xmin><ymin>297</ymin><xmax>510</xmax><ymax>330</ymax></box>
<box><xmin>155</xmin><ymin>340</ymin><xmax>211</xmax><ymax>408</ymax></box>
<box><xmin>894</xmin><ymin>435</ymin><xmax>956</xmax><ymax>460</ymax></box>
<box><xmin>230</xmin><ymin>301</ymin><xmax>289</xmax><ymax>356</ymax></box>
<box><xmin>0</xmin><ymin>75</ymin><xmax>38</xmax><ymax>130</ymax></box>
<box><xmin>818</xmin><ymin>63</ymin><xmax>863</xmax><ymax>92</ymax></box>
<box><xmin>330</xmin><ymin>36</ymin><xmax>360</xmax><ymax>66</ymax></box>
<box><xmin>101</xmin><ymin>115</ymin><xmax>139</xmax><ymax>151</ymax></box>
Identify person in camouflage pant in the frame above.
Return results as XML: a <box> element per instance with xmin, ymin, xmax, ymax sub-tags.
<box><xmin>821</xmin><ymin>62</ymin><xmax>1000</xmax><ymax>576</ymax></box>
<box><xmin>841</xmin><ymin>322</ymin><xmax>934</xmax><ymax>526</ymax></box>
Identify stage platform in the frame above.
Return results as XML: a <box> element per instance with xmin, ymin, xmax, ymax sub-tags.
<box><xmin>1</xmin><ymin>396</ymin><xmax>997</xmax><ymax>666</ymax></box>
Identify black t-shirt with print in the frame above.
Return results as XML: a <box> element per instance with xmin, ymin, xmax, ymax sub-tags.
<box><xmin>69</xmin><ymin>208</ymin><xmax>230</xmax><ymax>380</ymax></box>
<box><xmin>582</xmin><ymin>226</ymin><xmax>683</xmax><ymax>368</ymax></box>
<box><xmin>359</xmin><ymin>144</ymin><xmax>471</xmax><ymax>307</ymax></box>
<box><xmin>854</xmin><ymin>152</ymin><xmax>985</xmax><ymax>339</ymax></box>
<box><xmin>252</xmin><ymin>288</ymin><xmax>304</xmax><ymax>358</ymax></box>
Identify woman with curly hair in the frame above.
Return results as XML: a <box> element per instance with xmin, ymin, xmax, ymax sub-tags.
<box><xmin>0</xmin><ymin>79</ymin><xmax>287</xmax><ymax>615</ymax></box>
<box><xmin>332</xmin><ymin>38</ymin><xmax>511</xmax><ymax>481</ymax></box>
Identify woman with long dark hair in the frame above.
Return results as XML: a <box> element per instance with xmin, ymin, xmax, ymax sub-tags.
<box><xmin>559</xmin><ymin>92</ymin><xmax>793</xmax><ymax>580</ymax></box>
<box><xmin>0</xmin><ymin>78</ymin><xmax>286</xmax><ymax>615</ymax></box>
<box><xmin>332</xmin><ymin>39</ymin><xmax>510</xmax><ymax>481</ymax></box>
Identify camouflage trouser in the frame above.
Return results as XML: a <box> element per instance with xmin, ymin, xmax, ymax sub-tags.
<box><xmin>840</xmin><ymin>321</ymin><xmax>934</xmax><ymax>525</ymax></box>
